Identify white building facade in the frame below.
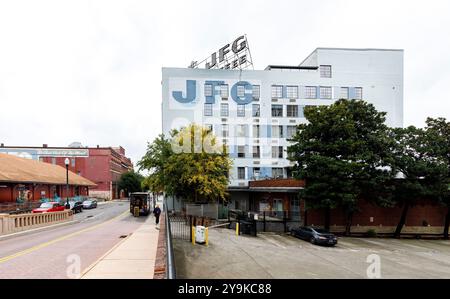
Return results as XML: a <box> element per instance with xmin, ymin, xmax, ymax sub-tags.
<box><xmin>162</xmin><ymin>48</ymin><xmax>404</xmax><ymax>190</ymax></box>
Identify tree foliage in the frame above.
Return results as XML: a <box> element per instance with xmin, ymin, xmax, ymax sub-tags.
<box><xmin>118</xmin><ymin>171</ymin><xmax>144</xmax><ymax>195</ymax></box>
<box><xmin>425</xmin><ymin>117</ymin><xmax>450</xmax><ymax>238</ymax></box>
<box><xmin>288</xmin><ymin>99</ymin><xmax>394</xmax><ymax>232</ymax></box>
<box><xmin>138</xmin><ymin>124</ymin><xmax>232</xmax><ymax>203</ymax></box>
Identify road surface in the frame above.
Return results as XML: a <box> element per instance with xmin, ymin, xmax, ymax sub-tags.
<box><xmin>0</xmin><ymin>200</ymin><xmax>151</xmax><ymax>278</ymax></box>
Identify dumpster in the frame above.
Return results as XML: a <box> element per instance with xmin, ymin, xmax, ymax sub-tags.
<box><xmin>195</xmin><ymin>225</ymin><xmax>206</xmax><ymax>244</ymax></box>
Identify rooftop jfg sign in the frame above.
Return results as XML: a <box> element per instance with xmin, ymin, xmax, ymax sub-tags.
<box><xmin>189</xmin><ymin>35</ymin><xmax>254</xmax><ymax>70</ymax></box>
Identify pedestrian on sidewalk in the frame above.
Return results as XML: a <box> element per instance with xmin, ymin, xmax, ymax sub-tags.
<box><xmin>153</xmin><ymin>205</ymin><xmax>161</xmax><ymax>227</ymax></box>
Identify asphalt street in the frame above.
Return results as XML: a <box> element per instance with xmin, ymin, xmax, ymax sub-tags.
<box><xmin>0</xmin><ymin>200</ymin><xmax>149</xmax><ymax>278</ymax></box>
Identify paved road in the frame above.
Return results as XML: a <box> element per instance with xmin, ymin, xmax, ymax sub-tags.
<box><xmin>0</xmin><ymin>200</ymin><xmax>150</xmax><ymax>278</ymax></box>
<box><xmin>174</xmin><ymin>228</ymin><xmax>450</xmax><ymax>279</ymax></box>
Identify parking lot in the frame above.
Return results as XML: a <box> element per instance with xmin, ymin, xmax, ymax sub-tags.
<box><xmin>173</xmin><ymin>228</ymin><xmax>450</xmax><ymax>279</ymax></box>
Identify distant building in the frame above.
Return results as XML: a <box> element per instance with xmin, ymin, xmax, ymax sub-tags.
<box><xmin>0</xmin><ymin>143</ymin><xmax>133</xmax><ymax>200</ymax></box>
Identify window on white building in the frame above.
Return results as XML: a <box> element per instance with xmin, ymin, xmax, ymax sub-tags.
<box><xmin>320</xmin><ymin>86</ymin><xmax>332</xmax><ymax>99</ymax></box>
<box><xmin>238</xmin><ymin>167</ymin><xmax>246</xmax><ymax>180</ymax></box>
<box><xmin>204</xmin><ymin>103</ymin><xmax>213</xmax><ymax>116</ymax></box>
<box><xmin>287</xmin><ymin>105</ymin><xmax>299</xmax><ymax>117</ymax></box>
<box><xmin>237</xmin><ymin>146</ymin><xmax>245</xmax><ymax>158</ymax></box>
<box><xmin>271</xmin><ymin>85</ymin><xmax>283</xmax><ymax>98</ymax></box>
<box><xmin>220</xmin><ymin>84</ymin><xmax>228</xmax><ymax>98</ymax></box>
<box><xmin>252</xmin><ymin>104</ymin><xmax>260</xmax><ymax>117</ymax></box>
<box><xmin>272</xmin><ymin>125</ymin><xmax>284</xmax><ymax>138</ymax></box>
<box><xmin>253</xmin><ymin>167</ymin><xmax>260</xmax><ymax>179</ymax></box>
<box><xmin>320</xmin><ymin>65</ymin><xmax>332</xmax><ymax>78</ymax></box>
<box><xmin>340</xmin><ymin>87</ymin><xmax>349</xmax><ymax>99</ymax></box>
<box><xmin>272</xmin><ymin>146</ymin><xmax>284</xmax><ymax>159</ymax></box>
<box><xmin>271</xmin><ymin>105</ymin><xmax>283</xmax><ymax>117</ymax></box>
<box><xmin>272</xmin><ymin>167</ymin><xmax>284</xmax><ymax>179</ymax></box>
<box><xmin>253</xmin><ymin>125</ymin><xmax>260</xmax><ymax>138</ymax></box>
<box><xmin>253</xmin><ymin>146</ymin><xmax>260</xmax><ymax>158</ymax></box>
<box><xmin>252</xmin><ymin>85</ymin><xmax>260</xmax><ymax>100</ymax></box>
<box><xmin>237</xmin><ymin>104</ymin><xmax>245</xmax><ymax>117</ymax></box>
<box><xmin>237</xmin><ymin>85</ymin><xmax>245</xmax><ymax>98</ymax></box>
<box><xmin>236</xmin><ymin>124</ymin><xmax>247</xmax><ymax>137</ymax></box>
<box><xmin>204</xmin><ymin>84</ymin><xmax>213</xmax><ymax>97</ymax></box>
<box><xmin>286</xmin><ymin>86</ymin><xmax>298</xmax><ymax>99</ymax></box>
<box><xmin>287</xmin><ymin>126</ymin><xmax>297</xmax><ymax>139</ymax></box>
<box><xmin>220</xmin><ymin>103</ymin><xmax>229</xmax><ymax>116</ymax></box>
<box><xmin>355</xmin><ymin>87</ymin><xmax>363</xmax><ymax>100</ymax></box>
<box><xmin>221</xmin><ymin>124</ymin><xmax>229</xmax><ymax>137</ymax></box>
<box><xmin>305</xmin><ymin>86</ymin><xmax>317</xmax><ymax>99</ymax></box>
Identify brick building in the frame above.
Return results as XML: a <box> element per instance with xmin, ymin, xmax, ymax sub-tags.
<box><xmin>0</xmin><ymin>153</ymin><xmax>95</xmax><ymax>203</ymax></box>
<box><xmin>0</xmin><ymin>143</ymin><xmax>133</xmax><ymax>200</ymax></box>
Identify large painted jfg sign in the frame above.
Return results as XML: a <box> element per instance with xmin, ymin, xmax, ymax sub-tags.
<box><xmin>172</xmin><ymin>80</ymin><xmax>254</xmax><ymax>105</ymax></box>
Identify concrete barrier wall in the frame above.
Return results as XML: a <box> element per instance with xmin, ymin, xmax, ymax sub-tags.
<box><xmin>0</xmin><ymin>210</ymin><xmax>73</xmax><ymax>236</ymax></box>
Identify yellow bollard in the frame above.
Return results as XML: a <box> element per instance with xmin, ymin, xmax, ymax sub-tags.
<box><xmin>205</xmin><ymin>227</ymin><xmax>209</xmax><ymax>246</ymax></box>
<box><xmin>192</xmin><ymin>226</ymin><xmax>195</xmax><ymax>245</ymax></box>
<box><xmin>236</xmin><ymin>223</ymin><xmax>239</xmax><ymax>236</ymax></box>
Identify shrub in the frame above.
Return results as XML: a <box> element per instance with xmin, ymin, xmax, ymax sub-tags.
<box><xmin>366</xmin><ymin>229</ymin><xmax>377</xmax><ymax>238</ymax></box>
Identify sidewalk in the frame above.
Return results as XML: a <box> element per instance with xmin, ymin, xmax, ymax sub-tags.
<box><xmin>81</xmin><ymin>213</ymin><xmax>160</xmax><ymax>279</ymax></box>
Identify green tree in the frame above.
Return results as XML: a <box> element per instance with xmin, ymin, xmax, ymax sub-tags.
<box><xmin>118</xmin><ymin>171</ymin><xmax>144</xmax><ymax>196</ymax></box>
<box><xmin>288</xmin><ymin>99</ymin><xmax>394</xmax><ymax>234</ymax></box>
<box><xmin>425</xmin><ymin>117</ymin><xmax>450</xmax><ymax>239</ymax></box>
<box><xmin>389</xmin><ymin>126</ymin><xmax>448</xmax><ymax>237</ymax></box>
<box><xmin>138</xmin><ymin>124</ymin><xmax>232</xmax><ymax>203</ymax></box>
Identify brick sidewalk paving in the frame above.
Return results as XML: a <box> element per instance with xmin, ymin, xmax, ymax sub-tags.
<box><xmin>81</xmin><ymin>214</ymin><xmax>159</xmax><ymax>279</ymax></box>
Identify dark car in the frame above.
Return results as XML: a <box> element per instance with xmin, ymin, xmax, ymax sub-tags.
<box><xmin>290</xmin><ymin>226</ymin><xmax>338</xmax><ymax>246</ymax></box>
<box><xmin>69</xmin><ymin>201</ymin><xmax>83</xmax><ymax>213</ymax></box>
<box><xmin>82</xmin><ymin>200</ymin><xmax>97</xmax><ymax>209</ymax></box>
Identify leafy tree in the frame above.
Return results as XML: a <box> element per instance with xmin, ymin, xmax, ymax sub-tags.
<box><xmin>288</xmin><ymin>99</ymin><xmax>394</xmax><ymax>234</ymax></box>
<box><xmin>389</xmin><ymin>126</ymin><xmax>448</xmax><ymax>237</ymax></box>
<box><xmin>138</xmin><ymin>134</ymin><xmax>174</xmax><ymax>194</ymax></box>
<box><xmin>425</xmin><ymin>117</ymin><xmax>450</xmax><ymax>239</ymax></box>
<box><xmin>138</xmin><ymin>124</ymin><xmax>232</xmax><ymax>203</ymax></box>
<box><xmin>118</xmin><ymin>171</ymin><xmax>144</xmax><ymax>196</ymax></box>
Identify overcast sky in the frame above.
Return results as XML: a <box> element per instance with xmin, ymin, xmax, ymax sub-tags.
<box><xmin>1</xmin><ymin>0</ymin><xmax>449</xmax><ymax>167</ymax></box>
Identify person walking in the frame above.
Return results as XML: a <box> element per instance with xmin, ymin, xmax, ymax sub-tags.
<box><xmin>153</xmin><ymin>204</ymin><xmax>161</xmax><ymax>227</ymax></box>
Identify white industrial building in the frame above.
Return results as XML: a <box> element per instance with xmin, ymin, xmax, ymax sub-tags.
<box><xmin>162</xmin><ymin>48</ymin><xmax>403</xmax><ymax>189</ymax></box>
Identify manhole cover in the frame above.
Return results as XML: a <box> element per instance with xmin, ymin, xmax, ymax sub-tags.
<box><xmin>86</xmin><ymin>215</ymin><xmax>93</xmax><ymax>218</ymax></box>
<box><xmin>119</xmin><ymin>235</ymin><xmax>128</xmax><ymax>238</ymax></box>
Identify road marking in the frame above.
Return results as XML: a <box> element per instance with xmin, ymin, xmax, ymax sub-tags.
<box><xmin>0</xmin><ymin>210</ymin><xmax>129</xmax><ymax>265</ymax></box>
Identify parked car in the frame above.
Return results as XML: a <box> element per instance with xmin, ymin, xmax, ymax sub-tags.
<box><xmin>32</xmin><ymin>202</ymin><xmax>65</xmax><ymax>213</ymax></box>
<box><xmin>290</xmin><ymin>226</ymin><xmax>338</xmax><ymax>246</ymax></box>
<box><xmin>82</xmin><ymin>200</ymin><xmax>97</xmax><ymax>209</ymax></box>
<box><xmin>69</xmin><ymin>201</ymin><xmax>83</xmax><ymax>213</ymax></box>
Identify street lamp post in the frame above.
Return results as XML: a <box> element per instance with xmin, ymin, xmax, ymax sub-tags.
<box><xmin>65</xmin><ymin>158</ymin><xmax>70</xmax><ymax>209</ymax></box>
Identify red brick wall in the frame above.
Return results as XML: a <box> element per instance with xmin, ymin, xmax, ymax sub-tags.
<box><xmin>306</xmin><ymin>200</ymin><xmax>448</xmax><ymax>227</ymax></box>
<box><xmin>0</xmin><ymin>185</ymin><xmax>12</xmax><ymax>203</ymax></box>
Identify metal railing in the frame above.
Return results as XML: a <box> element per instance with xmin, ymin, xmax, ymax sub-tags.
<box><xmin>165</xmin><ymin>204</ymin><xmax>176</xmax><ymax>279</ymax></box>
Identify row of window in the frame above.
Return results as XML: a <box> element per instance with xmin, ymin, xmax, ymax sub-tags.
<box><xmin>205</xmin><ymin>84</ymin><xmax>261</xmax><ymax>99</ymax></box>
<box><xmin>204</xmin><ymin>82</ymin><xmax>362</xmax><ymax>101</ymax></box>
<box><xmin>235</xmin><ymin>145</ymin><xmax>284</xmax><ymax>159</ymax></box>
<box><xmin>237</xmin><ymin>167</ymin><xmax>285</xmax><ymax>180</ymax></box>
<box><xmin>271</xmin><ymin>86</ymin><xmax>362</xmax><ymax>100</ymax></box>
<box><xmin>215</xmin><ymin>124</ymin><xmax>298</xmax><ymax>139</ymax></box>
<box><xmin>205</xmin><ymin>103</ymin><xmax>307</xmax><ymax>118</ymax></box>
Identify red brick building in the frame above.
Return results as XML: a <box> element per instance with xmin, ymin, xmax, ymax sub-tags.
<box><xmin>0</xmin><ymin>153</ymin><xmax>95</xmax><ymax>203</ymax></box>
<box><xmin>0</xmin><ymin>143</ymin><xmax>133</xmax><ymax>200</ymax></box>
